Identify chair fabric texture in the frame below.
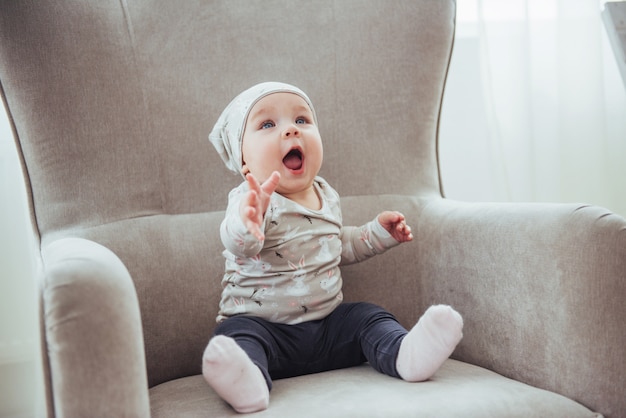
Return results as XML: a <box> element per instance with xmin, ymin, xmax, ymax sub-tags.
<box><xmin>0</xmin><ymin>1</ymin><xmax>624</xmax><ymax>417</ymax></box>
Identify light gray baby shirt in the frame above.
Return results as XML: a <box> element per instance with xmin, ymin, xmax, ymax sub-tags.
<box><xmin>217</xmin><ymin>176</ymin><xmax>400</xmax><ymax>324</ymax></box>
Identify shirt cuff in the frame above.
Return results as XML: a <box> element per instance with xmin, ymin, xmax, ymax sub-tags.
<box><xmin>371</xmin><ymin>217</ymin><xmax>401</xmax><ymax>249</ymax></box>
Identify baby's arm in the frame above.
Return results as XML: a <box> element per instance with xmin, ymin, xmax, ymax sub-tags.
<box><xmin>239</xmin><ymin>171</ymin><xmax>280</xmax><ymax>241</ymax></box>
<box><xmin>340</xmin><ymin>211</ymin><xmax>413</xmax><ymax>265</ymax></box>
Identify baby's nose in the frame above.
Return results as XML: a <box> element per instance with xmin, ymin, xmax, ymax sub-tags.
<box><xmin>283</xmin><ymin>124</ymin><xmax>300</xmax><ymax>138</ymax></box>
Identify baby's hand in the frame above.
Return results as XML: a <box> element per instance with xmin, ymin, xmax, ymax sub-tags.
<box><xmin>240</xmin><ymin>171</ymin><xmax>281</xmax><ymax>241</ymax></box>
<box><xmin>378</xmin><ymin>211</ymin><xmax>413</xmax><ymax>243</ymax></box>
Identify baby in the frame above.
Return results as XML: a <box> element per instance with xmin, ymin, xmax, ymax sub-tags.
<box><xmin>206</xmin><ymin>82</ymin><xmax>463</xmax><ymax>413</ymax></box>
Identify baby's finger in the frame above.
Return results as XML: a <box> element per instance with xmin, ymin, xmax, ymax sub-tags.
<box><xmin>242</xmin><ymin>204</ymin><xmax>257</xmax><ymax>221</ymax></box>
<box><xmin>245</xmin><ymin>220</ymin><xmax>265</xmax><ymax>241</ymax></box>
<box><xmin>246</xmin><ymin>173</ymin><xmax>261</xmax><ymax>194</ymax></box>
<box><xmin>404</xmin><ymin>225</ymin><xmax>414</xmax><ymax>241</ymax></box>
<box><xmin>261</xmin><ymin>171</ymin><xmax>281</xmax><ymax>195</ymax></box>
<box><xmin>245</xmin><ymin>190</ymin><xmax>259</xmax><ymax>211</ymax></box>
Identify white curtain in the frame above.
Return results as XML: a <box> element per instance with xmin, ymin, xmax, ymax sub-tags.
<box><xmin>0</xmin><ymin>102</ymin><xmax>43</xmax><ymax>416</ymax></box>
<box><xmin>440</xmin><ymin>0</ymin><xmax>626</xmax><ymax>217</ymax></box>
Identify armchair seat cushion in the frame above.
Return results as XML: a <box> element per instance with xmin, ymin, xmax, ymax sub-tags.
<box><xmin>150</xmin><ymin>360</ymin><xmax>599</xmax><ymax>417</ymax></box>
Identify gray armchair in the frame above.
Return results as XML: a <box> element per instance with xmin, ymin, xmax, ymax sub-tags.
<box><xmin>1</xmin><ymin>1</ymin><xmax>623</xmax><ymax>417</ymax></box>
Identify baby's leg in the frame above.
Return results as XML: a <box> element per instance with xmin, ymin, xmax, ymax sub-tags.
<box><xmin>396</xmin><ymin>305</ymin><xmax>463</xmax><ymax>382</ymax></box>
<box><xmin>202</xmin><ymin>335</ymin><xmax>269</xmax><ymax>413</ymax></box>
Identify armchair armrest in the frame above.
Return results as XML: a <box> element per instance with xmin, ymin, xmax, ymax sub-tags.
<box><xmin>417</xmin><ymin>199</ymin><xmax>625</xmax><ymax>417</ymax></box>
<box><xmin>41</xmin><ymin>238</ymin><xmax>150</xmax><ymax>417</ymax></box>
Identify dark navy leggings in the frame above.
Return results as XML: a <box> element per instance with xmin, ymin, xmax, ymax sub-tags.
<box><xmin>213</xmin><ymin>302</ymin><xmax>407</xmax><ymax>390</ymax></box>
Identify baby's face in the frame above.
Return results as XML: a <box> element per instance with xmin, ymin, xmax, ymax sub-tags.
<box><xmin>241</xmin><ymin>92</ymin><xmax>323</xmax><ymax>196</ymax></box>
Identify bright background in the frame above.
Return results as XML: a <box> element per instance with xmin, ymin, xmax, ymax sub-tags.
<box><xmin>1</xmin><ymin>1</ymin><xmax>625</xmax><ymax>416</ymax></box>
<box><xmin>440</xmin><ymin>0</ymin><xmax>626</xmax><ymax>214</ymax></box>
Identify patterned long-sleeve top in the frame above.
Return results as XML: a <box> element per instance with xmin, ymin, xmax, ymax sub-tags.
<box><xmin>217</xmin><ymin>176</ymin><xmax>400</xmax><ymax>324</ymax></box>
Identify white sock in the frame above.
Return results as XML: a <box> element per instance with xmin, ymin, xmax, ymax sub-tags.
<box><xmin>396</xmin><ymin>305</ymin><xmax>464</xmax><ymax>382</ymax></box>
<box><xmin>202</xmin><ymin>335</ymin><xmax>269</xmax><ymax>413</ymax></box>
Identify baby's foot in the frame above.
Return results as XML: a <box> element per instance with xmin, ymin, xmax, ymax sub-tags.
<box><xmin>202</xmin><ymin>335</ymin><xmax>269</xmax><ymax>413</ymax></box>
<box><xmin>396</xmin><ymin>305</ymin><xmax>463</xmax><ymax>382</ymax></box>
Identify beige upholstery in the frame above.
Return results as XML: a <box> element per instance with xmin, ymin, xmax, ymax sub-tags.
<box><xmin>0</xmin><ymin>1</ymin><xmax>623</xmax><ymax>417</ymax></box>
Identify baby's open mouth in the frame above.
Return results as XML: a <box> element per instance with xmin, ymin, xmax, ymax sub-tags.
<box><xmin>283</xmin><ymin>148</ymin><xmax>303</xmax><ymax>170</ymax></box>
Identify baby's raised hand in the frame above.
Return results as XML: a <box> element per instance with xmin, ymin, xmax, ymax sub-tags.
<box><xmin>240</xmin><ymin>171</ymin><xmax>281</xmax><ymax>241</ymax></box>
<box><xmin>378</xmin><ymin>211</ymin><xmax>413</xmax><ymax>243</ymax></box>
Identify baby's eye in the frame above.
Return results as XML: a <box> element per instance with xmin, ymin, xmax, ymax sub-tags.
<box><xmin>261</xmin><ymin>121</ymin><xmax>275</xmax><ymax>129</ymax></box>
<box><xmin>295</xmin><ymin>117</ymin><xmax>308</xmax><ymax>124</ymax></box>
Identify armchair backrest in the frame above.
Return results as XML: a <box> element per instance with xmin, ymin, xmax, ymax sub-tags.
<box><xmin>0</xmin><ymin>0</ymin><xmax>455</xmax><ymax>388</ymax></box>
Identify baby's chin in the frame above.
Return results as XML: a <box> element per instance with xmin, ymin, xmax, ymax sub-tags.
<box><xmin>276</xmin><ymin>176</ymin><xmax>317</xmax><ymax>193</ymax></box>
